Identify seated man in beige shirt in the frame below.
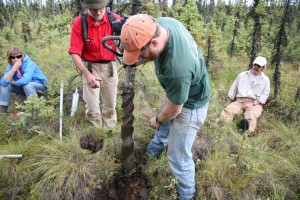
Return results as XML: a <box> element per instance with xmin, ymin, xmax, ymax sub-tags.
<box><xmin>220</xmin><ymin>56</ymin><xmax>270</xmax><ymax>132</ymax></box>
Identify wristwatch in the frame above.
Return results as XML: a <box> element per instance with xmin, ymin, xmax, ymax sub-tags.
<box><xmin>156</xmin><ymin>115</ymin><xmax>163</xmax><ymax>126</ymax></box>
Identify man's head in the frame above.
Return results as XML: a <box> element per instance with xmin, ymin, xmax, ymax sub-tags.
<box><xmin>253</xmin><ymin>56</ymin><xmax>267</xmax><ymax>67</ymax></box>
<box><xmin>81</xmin><ymin>0</ymin><xmax>108</xmax><ymax>21</ymax></box>
<box><xmin>252</xmin><ymin>56</ymin><xmax>267</xmax><ymax>75</ymax></box>
<box><xmin>121</xmin><ymin>14</ymin><xmax>157</xmax><ymax>65</ymax></box>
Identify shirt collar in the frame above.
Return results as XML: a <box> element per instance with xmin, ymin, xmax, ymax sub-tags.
<box><xmin>246</xmin><ymin>69</ymin><xmax>265</xmax><ymax>79</ymax></box>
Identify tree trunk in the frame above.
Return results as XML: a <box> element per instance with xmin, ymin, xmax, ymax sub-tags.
<box><xmin>206</xmin><ymin>36</ymin><xmax>211</xmax><ymax>69</ymax></box>
<box><xmin>271</xmin><ymin>0</ymin><xmax>290</xmax><ymax>99</ymax></box>
<box><xmin>248</xmin><ymin>0</ymin><xmax>262</xmax><ymax>70</ymax></box>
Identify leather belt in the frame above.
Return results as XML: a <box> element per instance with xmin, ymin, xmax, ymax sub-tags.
<box><xmin>85</xmin><ymin>60</ymin><xmax>114</xmax><ymax>77</ymax></box>
<box><xmin>89</xmin><ymin>60</ymin><xmax>112</xmax><ymax>64</ymax></box>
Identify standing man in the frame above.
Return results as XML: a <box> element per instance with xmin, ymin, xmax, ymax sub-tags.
<box><xmin>220</xmin><ymin>56</ymin><xmax>270</xmax><ymax>132</ymax></box>
<box><xmin>121</xmin><ymin>14</ymin><xmax>210</xmax><ymax>200</ymax></box>
<box><xmin>69</xmin><ymin>0</ymin><xmax>121</xmax><ymax>128</ymax></box>
<box><xmin>0</xmin><ymin>46</ymin><xmax>48</xmax><ymax>114</ymax></box>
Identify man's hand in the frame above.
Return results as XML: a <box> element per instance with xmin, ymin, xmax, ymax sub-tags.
<box><xmin>149</xmin><ymin>116</ymin><xmax>160</xmax><ymax>130</ymax></box>
<box><xmin>86</xmin><ymin>73</ymin><xmax>101</xmax><ymax>89</ymax></box>
<box><xmin>148</xmin><ymin>99</ymin><xmax>183</xmax><ymax>130</ymax></box>
<box><xmin>242</xmin><ymin>101</ymin><xmax>256</xmax><ymax>111</ymax></box>
<box><xmin>70</xmin><ymin>54</ymin><xmax>101</xmax><ymax>88</ymax></box>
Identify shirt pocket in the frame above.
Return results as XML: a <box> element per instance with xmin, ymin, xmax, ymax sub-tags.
<box><xmin>84</xmin><ymin>40</ymin><xmax>99</xmax><ymax>52</ymax></box>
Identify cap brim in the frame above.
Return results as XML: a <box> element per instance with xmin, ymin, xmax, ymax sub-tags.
<box><xmin>253</xmin><ymin>61</ymin><xmax>263</xmax><ymax>66</ymax></box>
<box><xmin>122</xmin><ymin>49</ymin><xmax>141</xmax><ymax>65</ymax></box>
<box><xmin>81</xmin><ymin>0</ymin><xmax>109</xmax><ymax>9</ymax></box>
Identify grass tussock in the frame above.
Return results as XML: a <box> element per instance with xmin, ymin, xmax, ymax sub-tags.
<box><xmin>20</xmin><ymin>133</ymin><xmax>119</xmax><ymax>199</ymax></box>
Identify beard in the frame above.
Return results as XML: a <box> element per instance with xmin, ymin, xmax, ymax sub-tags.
<box><xmin>137</xmin><ymin>49</ymin><xmax>158</xmax><ymax>65</ymax></box>
<box><xmin>135</xmin><ymin>57</ymin><xmax>154</xmax><ymax>66</ymax></box>
<box><xmin>88</xmin><ymin>10</ymin><xmax>105</xmax><ymax>21</ymax></box>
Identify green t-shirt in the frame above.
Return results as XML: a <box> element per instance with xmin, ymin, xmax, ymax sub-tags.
<box><xmin>155</xmin><ymin>17</ymin><xmax>210</xmax><ymax>108</ymax></box>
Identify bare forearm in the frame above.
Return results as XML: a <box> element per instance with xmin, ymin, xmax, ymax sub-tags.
<box><xmin>5</xmin><ymin>60</ymin><xmax>22</xmax><ymax>82</ymax></box>
<box><xmin>149</xmin><ymin>99</ymin><xmax>183</xmax><ymax>129</ymax></box>
<box><xmin>157</xmin><ymin>99</ymin><xmax>183</xmax><ymax>123</ymax></box>
<box><xmin>4</xmin><ymin>70</ymin><xmax>16</xmax><ymax>82</ymax></box>
<box><xmin>71</xmin><ymin>54</ymin><xmax>90</xmax><ymax>77</ymax></box>
<box><xmin>71</xmin><ymin>54</ymin><xmax>101</xmax><ymax>88</ymax></box>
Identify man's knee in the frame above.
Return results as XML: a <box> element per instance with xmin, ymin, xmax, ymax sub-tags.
<box><xmin>220</xmin><ymin>109</ymin><xmax>234</xmax><ymax>121</ymax></box>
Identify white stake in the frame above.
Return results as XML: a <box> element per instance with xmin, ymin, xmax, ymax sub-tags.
<box><xmin>70</xmin><ymin>88</ymin><xmax>79</xmax><ymax>117</ymax></box>
<box><xmin>0</xmin><ymin>154</ymin><xmax>23</xmax><ymax>159</ymax></box>
<box><xmin>59</xmin><ymin>83</ymin><xmax>64</xmax><ymax>142</ymax></box>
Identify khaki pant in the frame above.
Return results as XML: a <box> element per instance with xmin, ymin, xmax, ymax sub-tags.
<box><xmin>220</xmin><ymin>98</ymin><xmax>263</xmax><ymax>132</ymax></box>
<box><xmin>82</xmin><ymin>61</ymin><xmax>118</xmax><ymax>128</ymax></box>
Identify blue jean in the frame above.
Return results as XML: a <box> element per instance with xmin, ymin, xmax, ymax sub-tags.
<box><xmin>146</xmin><ymin>102</ymin><xmax>209</xmax><ymax>200</ymax></box>
<box><xmin>0</xmin><ymin>82</ymin><xmax>47</xmax><ymax>106</ymax></box>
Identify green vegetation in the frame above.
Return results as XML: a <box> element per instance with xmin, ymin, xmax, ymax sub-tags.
<box><xmin>0</xmin><ymin>0</ymin><xmax>299</xmax><ymax>199</ymax></box>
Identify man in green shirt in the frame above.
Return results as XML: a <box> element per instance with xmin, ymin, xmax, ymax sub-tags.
<box><xmin>121</xmin><ymin>14</ymin><xmax>210</xmax><ymax>200</ymax></box>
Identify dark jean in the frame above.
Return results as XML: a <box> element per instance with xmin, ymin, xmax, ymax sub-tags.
<box><xmin>146</xmin><ymin>102</ymin><xmax>209</xmax><ymax>200</ymax></box>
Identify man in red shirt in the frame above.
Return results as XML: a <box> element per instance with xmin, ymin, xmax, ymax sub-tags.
<box><xmin>69</xmin><ymin>0</ymin><xmax>121</xmax><ymax>128</ymax></box>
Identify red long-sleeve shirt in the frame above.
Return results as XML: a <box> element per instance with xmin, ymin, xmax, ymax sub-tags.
<box><xmin>68</xmin><ymin>12</ymin><xmax>121</xmax><ymax>61</ymax></box>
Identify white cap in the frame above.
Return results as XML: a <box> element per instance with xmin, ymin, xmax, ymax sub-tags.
<box><xmin>253</xmin><ymin>56</ymin><xmax>267</xmax><ymax>67</ymax></box>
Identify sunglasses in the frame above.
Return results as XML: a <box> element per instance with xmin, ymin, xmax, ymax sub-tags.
<box><xmin>254</xmin><ymin>64</ymin><xmax>262</xmax><ymax>68</ymax></box>
<box><xmin>9</xmin><ymin>55</ymin><xmax>22</xmax><ymax>59</ymax></box>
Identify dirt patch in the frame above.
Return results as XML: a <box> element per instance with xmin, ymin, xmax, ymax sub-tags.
<box><xmin>80</xmin><ymin>134</ymin><xmax>103</xmax><ymax>153</ymax></box>
<box><xmin>80</xmin><ymin>134</ymin><xmax>150</xmax><ymax>200</ymax></box>
<box><xmin>93</xmin><ymin>167</ymin><xmax>150</xmax><ymax>200</ymax></box>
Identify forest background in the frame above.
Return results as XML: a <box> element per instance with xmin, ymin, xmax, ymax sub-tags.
<box><xmin>0</xmin><ymin>0</ymin><xmax>299</xmax><ymax>199</ymax></box>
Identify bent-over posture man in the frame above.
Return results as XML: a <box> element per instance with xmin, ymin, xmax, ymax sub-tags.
<box><xmin>121</xmin><ymin>14</ymin><xmax>210</xmax><ymax>200</ymax></box>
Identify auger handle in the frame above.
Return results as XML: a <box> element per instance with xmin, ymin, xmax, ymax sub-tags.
<box><xmin>102</xmin><ymin>36</ymin><xmax>123</xmax><ymax>57</ymax></box>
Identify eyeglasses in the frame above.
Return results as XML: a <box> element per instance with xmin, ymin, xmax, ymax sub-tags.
<box><xmin>9</xmin><ymin>55</ymin><xmax>22</xmax><ymax>59</ymax></box>
<box><xmin>254</xmin><ymin>64</ymin><xmax>262</xmax><ymax>68</ymax></box>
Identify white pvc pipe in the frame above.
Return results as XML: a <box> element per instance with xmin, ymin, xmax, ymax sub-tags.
<box><xmin>0</xmin><ymin>154</ymin><xmax>23</xmax><ymax>159</ymax></box>
<box><xmin>59</xmin><ymin>83</ymin><xmax>64</xmax><ymax>142</ymax></box>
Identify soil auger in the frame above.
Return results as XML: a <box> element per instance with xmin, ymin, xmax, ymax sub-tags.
<box><xmin>102</xmin><ymin>36</ymin><xmax>137</xmax><ymax>175</ymax></box>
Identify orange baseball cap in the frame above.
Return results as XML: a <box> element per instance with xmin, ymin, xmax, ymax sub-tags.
<box><xmin>121</xmin><ymin>14</ymin><xmax>156</xmax><ymax>65</ymax></box>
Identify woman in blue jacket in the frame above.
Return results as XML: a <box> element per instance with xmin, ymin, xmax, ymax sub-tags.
<box><xmin>0</xmin><ymin>46</ymin><xmax>48</xmax><ymax>113</ymax></box>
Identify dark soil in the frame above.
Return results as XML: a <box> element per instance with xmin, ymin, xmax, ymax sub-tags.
<box><xmin>92</xmin><ymin>167</ymin><xmax>150</xmax><ymax>200</ymax></box>
<box><xmin>80</xmin><ymin>135</ymin><xmax>150</xmax><ymax>200</ymax></box>
<box><xmin>80</xmin><ymin>135</ymin><xmax>104</xmax><ymax>153</ymax></box>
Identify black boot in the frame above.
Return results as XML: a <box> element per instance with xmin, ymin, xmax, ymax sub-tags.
<box><xmin>238</xmin><ymin>118</ymin><xmax>250</xmax><ymax>131</ymax></box>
